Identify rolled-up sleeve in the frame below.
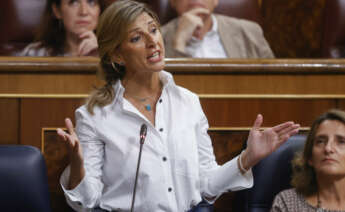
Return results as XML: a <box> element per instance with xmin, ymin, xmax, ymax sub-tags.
<box><xmin>60</xmin><ymin>107</ymin><xmax>105</xmax><ymax>210</ymax></box>
<box><xmin>195</xmin><ymin>98</ymin><xmax>253</xmax><ymax>201</ymax></box>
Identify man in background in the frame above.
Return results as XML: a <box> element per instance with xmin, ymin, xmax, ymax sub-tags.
<box><xmin>161</xmin><ymin>0</ymin><xmax>274</xmax><ymax>58</ymax></box>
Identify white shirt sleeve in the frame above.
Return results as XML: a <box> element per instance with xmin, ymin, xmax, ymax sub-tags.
<box><xmin>195</xmin><ymin>98</ymin><xmax>253</xmax><ymax>201</ymax></box>
<box><xmin>59</xmin><ymin>108</ymin><xmax>105</xmax><ymax>210</ymax></box>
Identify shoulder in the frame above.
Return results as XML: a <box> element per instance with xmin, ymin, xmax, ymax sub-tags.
<box><xmin>19</xmin><ymin>42</ymin><xmax>52</xmax><ymax>56</ymax></box>
<box><xmin>215</xmin><ymin>14</ymin><xmax>263</xmax><ymax>35</ymax></box>
<box><xmin>275</xmin><ymin>188</ymin><xmax>299</xmax><ymax>200</ymax></box>
<box><xmin>271</xmin><ymin>188</ymin><xmax>303</xmax><ymax>211</ymax></box>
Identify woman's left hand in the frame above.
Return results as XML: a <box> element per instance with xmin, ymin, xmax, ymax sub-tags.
<box><xmin>78</xmin><ymin>31</ymin><xmax>98</xmax><ymax>56</ymax></box>
<box><xmin>241</xmin><ymin>114</ymin><xmax>300</xmax><ymax>170</ymax></box>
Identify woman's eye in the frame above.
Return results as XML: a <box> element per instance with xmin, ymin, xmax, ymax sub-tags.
<box><xmin>315</xmin><ymin>139</ymin><xmax>325</xmax><ymax>145</ymax></box>
<box><xmin>69</xmin><ymin>0</ymin><xmax>79</xmax><ymax>5</ymax></box>
<box><xmin>151</xmin><ymin>27</ymin><xmax>157</xmax><ymax>34</ymax></box>
<box><xmin>338</xmin><ymin>139</ymin><xmax>345</xmax><ymax>145</ymax></box>
<box><xmin>130</xmin><ymin>36</ymin><xmax>140</xmax><ymax>43</ymax></box>
<box><xmin>87</xmin><ymin>0</ymin><xmax>98</xmax><ymax>6</ymax></box>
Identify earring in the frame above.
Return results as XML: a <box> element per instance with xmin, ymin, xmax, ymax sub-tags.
<box><xmin>111</xmin><ymin>62</ymin><xmax>119</xmax><ymax>73</ymax></box>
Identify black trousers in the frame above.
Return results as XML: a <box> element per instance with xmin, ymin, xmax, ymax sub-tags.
<box><xmin>92</xmin><ymin>200</ymin><xmax>214</xmax><ymax>212</ymax></box>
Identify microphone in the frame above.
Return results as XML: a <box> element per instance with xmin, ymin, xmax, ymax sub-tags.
<box><xmin>130</xmin><ymin>124</ymin><xmax>147</xmax><ymax>212</ymax></box>
<box><xmin>139</xmin><ymin>124</ymin><xmax>147</xmax><ymax>144</ymax></box>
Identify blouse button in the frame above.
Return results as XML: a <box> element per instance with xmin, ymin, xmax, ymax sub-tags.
<box><xmin>159</xmin><ymin>128</ymin><xmax>164</xmax><ymax>132</ymax></box>
<box><xmin>168</xmin><ymin>187</ymin><xmax>172</xmax><ymax>192</ymax></box>
<box><xmin>162</xmin><ymin>156</ymin><xmax>167</xmax><ymax>161</ymax></box>
<box><xmin>159</xmin><ymin>99</ymin><xmax>162</xmax><ymax>103</ymax></box>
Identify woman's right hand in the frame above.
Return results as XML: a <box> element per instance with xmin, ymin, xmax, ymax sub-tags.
<box><xmin>57</xmin><ymin>118</ymin><xmax>85</xmax><ymax>189</ymax></box>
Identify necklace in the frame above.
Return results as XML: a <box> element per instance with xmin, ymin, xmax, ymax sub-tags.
<box><xmin>316</xmin><ymin>191</ymin><xmax>323</xmax><ymax>212</ymax></box>
<box><xmin>128</xmin><ymin>95</ymin><xmax>154</xmax><ymax>111</ymax></box>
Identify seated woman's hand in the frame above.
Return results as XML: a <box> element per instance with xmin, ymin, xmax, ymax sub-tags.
<box><xmin>78</xmin><ymin>31</ymin><xmax>98</xmax><ymax>56</ymax></box>
<box><xmin>241</xmin><ymin>114</ymin><xmax>300</xmax><ymax>170</ymax></box>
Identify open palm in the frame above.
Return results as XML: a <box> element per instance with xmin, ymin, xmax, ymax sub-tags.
<box><xmin>244</xmin><ymin>114</ymin><xmax>300</xmax><ymax>168</ymax></box>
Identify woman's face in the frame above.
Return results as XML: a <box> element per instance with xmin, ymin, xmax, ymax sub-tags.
<box><xmin>309</xmin><ymin>120</ymin><xmax>345</xmax><ymax>177</ymax></box>
<box><xmin>53</xmin><ymin>0</ymin><xmax>100</xmax><ymax>36</ymax></box>
<box><xmin>115</xmin><ymin>12</ymin><xmax>165</xmax><ymax>74</ymax></box>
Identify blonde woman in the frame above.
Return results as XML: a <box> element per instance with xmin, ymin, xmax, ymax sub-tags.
<box><xmin>58</xmin><ymin>1</ymin><xmax>299</xmax><ymax>211</ymax></box>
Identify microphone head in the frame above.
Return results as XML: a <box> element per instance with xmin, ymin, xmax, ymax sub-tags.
<box><xmin>140</xmin><ymin>124</ymin><xmax>147</xmax><ymax>137</ymax></box>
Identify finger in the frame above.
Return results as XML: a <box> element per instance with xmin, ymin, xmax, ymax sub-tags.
<box><xmin>277</xmin><ymin>126</ymin><xmax>300</xmax><ymax>144</ymax></box>
<box><xmin>79</xmin><ymin>30</ymin><xmax>93</xmax><ymax>39</ymax></box>
<box><xmin>188</xmin><ymin>7</ymin><xmax>210</xmax><ymax>16</ymax></box>
<box><xmin>78</xmin><ymin>39</ymin><xmax>89</xmax><ymax>56</ymax></box>
<box><xmin>272</xmin><ymin>121</ymin><xmax>295</xmax><ymax>133</ymax></box>
<box><xmin>57</xmin><ymin>128</ymin><xmax>67</xmax><ymax>141</ymax></box>
<box><xmin>252</xmin><ymin>114</ymin><xmax>263</xmax><ymax>131</ymax></box>
<box><xmin>65</xmin><ymin>118</ymin><xmax>76</xmax><ymax>136</ymax></box>
<box><xmin>277</xmin><ymin>123</ymin><xmax>300</xmax><ymax>137</ymax></box>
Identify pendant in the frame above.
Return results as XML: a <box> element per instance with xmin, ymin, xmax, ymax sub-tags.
<box><xmin>145</xmin><ymin>104</ymin><xmax>151</xmax><ymax>111</ymax></box>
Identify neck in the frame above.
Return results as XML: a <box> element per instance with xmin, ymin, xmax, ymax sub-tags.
<box><xmin>122</xmin><ymin>71</ymin><xmax>161</xmax><ymax>98</ymax></box>
<box><xmin>317</xmin><ymin>175</ymin><xmax>345</xmax><ymax>209</ymax></box>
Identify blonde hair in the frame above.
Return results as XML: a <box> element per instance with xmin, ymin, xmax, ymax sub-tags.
<box><xmin>87</xmin><ymin>0</ymin><xmax>160</xmax><ymax>114</ymax></box>
<box><xmin>291</xmin><ymin>109</ymin><xmax>345</xmax><ymax>196</ymax></box>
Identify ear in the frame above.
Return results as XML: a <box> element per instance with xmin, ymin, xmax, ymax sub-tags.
<box><xmin>111</xmin><ymin>51</ymin><xmax>125</xmax><ymax>65</ymax></box>
<box><xmin>52</xmin><ymin>3</ymin><xmax>62</xmax><ymax>19</ymax></box>
<box><xmin>214</xmin><ymin>0</ymin><xmax>219</xmax><ymax>6</ymax></box>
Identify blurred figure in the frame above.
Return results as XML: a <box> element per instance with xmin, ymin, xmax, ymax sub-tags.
<box><xmin>271</xmin><ymin>109</ymin><xmax>345</xmax><ymax>211</ymax></box>
<box><xmin>20</xmin><ymin>0</ymin><xmax>106</xmax><ymax>56</ymax></box>
<box><xmin>161</xmin><ymin>0</ymin><xmax>274</xmax><ymax>58</ymax></box>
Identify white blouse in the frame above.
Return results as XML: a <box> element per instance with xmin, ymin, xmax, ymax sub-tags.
<box><xmin>60</xmin><ymin>71</ymin><xmax>253</xmax><ymax>212</ymax></box>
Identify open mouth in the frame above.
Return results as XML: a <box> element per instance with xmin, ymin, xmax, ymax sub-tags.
<box><xmin>147</xmin><ymin>51</ymin><xmax>161</xmax><ymax>62</ymax></box>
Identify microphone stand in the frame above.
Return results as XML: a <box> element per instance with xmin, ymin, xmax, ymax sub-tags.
<box><xmin>130</xmin><ymin>124</ymin><xmax>147</xmax><ymax>212</ymax></box>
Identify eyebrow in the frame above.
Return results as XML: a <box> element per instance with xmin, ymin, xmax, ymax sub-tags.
<box><xmin>128</xmin><ymin>20</ymin><xmax>155</xmax><ymax>33</ymax></box>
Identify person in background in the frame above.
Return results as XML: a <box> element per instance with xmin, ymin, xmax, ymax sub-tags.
<box><xmin>161</xmin><ymin>0</ymin><xmax>274</xmax><ymax>58</ymax></box>
<box><xmin>271</xmin><ymin>109</ymin><xmax>345</xmax><ymax>212</ymax></box>
<box><xmin>57</xmin><ymin>1</ymin><xmax>299</xmax><ymax>211</ymax></box>
<box><xmin>20</xmin><ymin>0</ymin><xmax>106</xmax><ymax>56</ymax></box>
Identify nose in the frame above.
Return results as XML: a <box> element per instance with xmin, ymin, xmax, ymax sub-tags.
<box><xmin>79</xmin><ymin>1</ymin><xmax>88</xmax><ymax>15</ymax></box>
<box><xmin>324</xmin><ymin>139</ymin><xmax>335</xmax><ymax>153</ymax></box>
<box><xmin>145</xmin><ymin>33</ymin><xmax>157</xmax><ymax>48</ymax></box>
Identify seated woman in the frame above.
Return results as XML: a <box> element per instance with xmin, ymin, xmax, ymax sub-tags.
<box><xmin>271</xmin><ymin>109</ymin><xmax>345</xmax><ymax>211</ymax></box>
<box><xmin>20</xmin><ymin>0</ymin><xmax>106</xmax><ymax>56</ymax></box>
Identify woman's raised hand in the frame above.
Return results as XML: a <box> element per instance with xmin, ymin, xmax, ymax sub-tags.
<box><xmin>78</xmin><ymin>31</ymin><xmax>98</xmax><ymax>56</ymax></box>
<box><xmin>57</xmin><ymin>118</ymin><xmax>85</xmax><ymax>189</ymax></box>
<box><xmin>241</xmin><ymin>114</ymin><xmax>300</xmax><ymax>170</ymax></box>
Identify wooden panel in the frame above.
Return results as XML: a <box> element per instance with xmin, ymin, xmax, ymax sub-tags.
<box><xmin>200</xmin><ymin>98</ymin><xmax>337</xmax><ymax>127</ymax></box>
<box><xmin>0</xmin><ymin>98</ymin><xmax>19</xmax><ymax>144</ymax></box>
<box><xmin>20</xmin><ymin>98</ymin><xmax>84</xmax><ymax>148</ymax></box>
<box><xmin>1</xmin><ymin>57</ymin><xmax>345</xmax><ymax>95</ymax></box>
<box><xmin>174</xmin><ymin>74</ymin><xmax>345</xmax><ymax>94</ymax></box>
<box><xmin>338</xmin><ymin>100</ymin><xmax>345</xmax><ymax>109</ymax></box>
<box><xmin>0</xmin><ymin>74</ymin><xmax>102</xmax><ymax>94</ymax></box>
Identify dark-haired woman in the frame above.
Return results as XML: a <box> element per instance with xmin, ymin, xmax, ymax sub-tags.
<box><xmin>271</xmin><ymin>109</ymin><xmax>345</xmax><ymax>212</ymax></box>
<box><xmin>20</xmin><ymin>0</ymin><xmax>106</xmax><ymax>56</ymax></box>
